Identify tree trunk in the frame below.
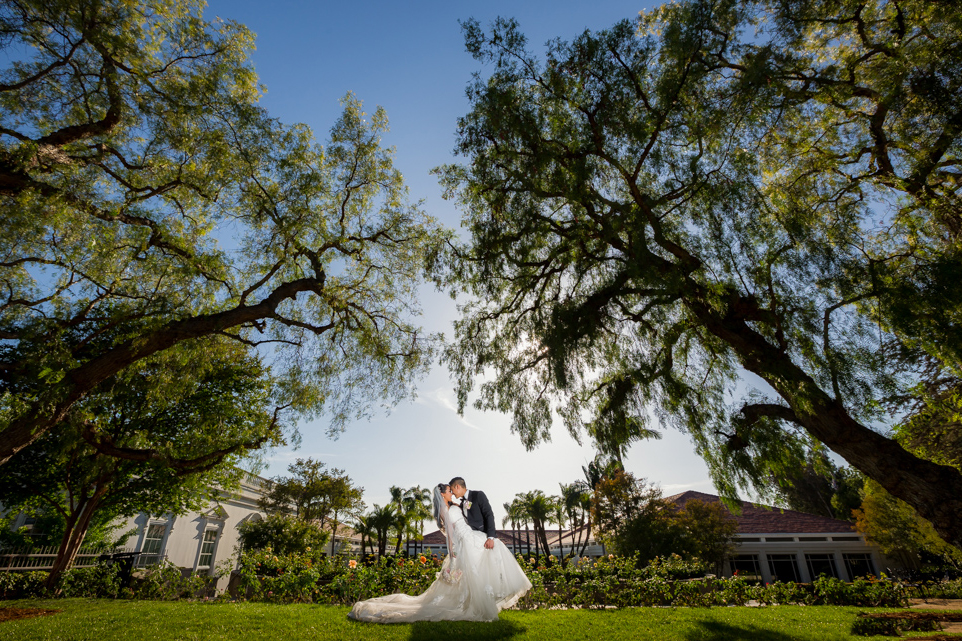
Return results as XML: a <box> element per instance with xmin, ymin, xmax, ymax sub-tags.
<box><xmin>558</xmin><ymin>521</ymin><xmax>564</xmax><ymax>563</ymax></box>
<box><xmin>579</xmin><ymin>512</ymin><xmax>592</xmax><ymax>556</ymax></box>
<box><xmin>45</xmin><ymin>493</ymin><xmax>104</xmax><ymax>590</ymax></box>
<box><xmin>687</xmin><ymin>288</ymin><xmax>962</xmax><ymax>547</ymax></box>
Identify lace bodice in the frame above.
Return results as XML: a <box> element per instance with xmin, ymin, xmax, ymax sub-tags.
<box><xmin>446</xmin><ymin>503</ymin><xmax>465</xmax><ymax>524</ymax></box>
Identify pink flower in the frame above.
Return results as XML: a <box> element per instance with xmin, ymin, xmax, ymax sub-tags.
<box><xmin>349</xmin><ymin>559</ymin><xmax>358</xmax><ymax>569</ymax></box>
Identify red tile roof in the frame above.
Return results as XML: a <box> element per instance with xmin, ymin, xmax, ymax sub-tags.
<box><xmin>665</xmin><ymin>490</ymin><xmax>856</xmax><ymax>534</ymax></box>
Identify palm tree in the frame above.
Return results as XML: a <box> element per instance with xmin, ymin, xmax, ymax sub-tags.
<box><xmin>578</xmin><ymin>490</ymin><xmax>594</xmax><ymax>556</ymax></box>
<box><xmin>514</xmin><ymin>492</ymin><xmax>537</xmax><ymax>556</ymax></box>
<box><xmin>367</xmin><ymin>504</ymin><xmax>396</xmax><ymax>557</ymax></box>
<box><xmin>551</xmin><ymin>494</ymin><xmax>566</xmax><ymax>563</ymax></box>
<box><xmin>502</xmin><ymin>502</ymin><xmax>518</xmax><ymax>555</ymax></box>
<box><xmin>560</xmin><ymin>482</ymin><xmax>583</xmax><ymax>560</ymax></box>
<box><xmin>524</xmin><ymin>490</ymin><xmax>556</xmax><ymax>557</ymax></box>
<box><xmin>352</xmin><ymin>514</ymin><xmax>376</xmax><ymax>557</ymax></box>
<box><xmin>389</xmin><ymin>486</ymin><xmax>407</xmax><ymax>556</ymax></box>
<box><xmin>402</xmin><ymin>486</ymin><xmax>432</xmax><ymax>555</ymax></box>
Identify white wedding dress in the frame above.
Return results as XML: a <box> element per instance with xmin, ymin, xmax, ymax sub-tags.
<box><xmin>348</xmin><ymin>502</ymin><xmax>532</xmax><ymax>622</ymax></box>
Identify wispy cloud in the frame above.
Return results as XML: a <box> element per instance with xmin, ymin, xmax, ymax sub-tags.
<box><xmin>417</xmin><ymin>387</ymin><xmax>482</xmax><ymax>431</ymax></box>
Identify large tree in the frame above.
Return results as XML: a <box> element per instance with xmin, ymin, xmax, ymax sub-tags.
<box><xmin>0</xmin><ymin>0</ymin><xmax>446</xmax><ymax>465</ymax></box>
<box><xmin>0</xmin><ymin>337</ymin><xmax>280</xmax><ymax>587</ymax></box>
<box><xmin>438</xmin><ymin>0</ymin><xmax>962</xmax><ymax>546</ymax></box>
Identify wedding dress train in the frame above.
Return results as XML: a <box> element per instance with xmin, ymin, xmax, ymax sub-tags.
<box><xmin>348</xmin><ymin>502</ymin><xmax>531</xmax><ymax>622</ymax></box>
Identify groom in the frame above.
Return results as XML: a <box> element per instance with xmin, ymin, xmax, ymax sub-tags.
<box><xmin>449</xmin><ymin>477</ymin><xmax>497</xmax><ymax>549</ymax></box>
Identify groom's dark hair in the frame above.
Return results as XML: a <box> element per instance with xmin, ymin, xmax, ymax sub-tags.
<box><xmin>449</xmin><ymin>477</ymin><xmax>466</xmax><ymax>489</ymax></box>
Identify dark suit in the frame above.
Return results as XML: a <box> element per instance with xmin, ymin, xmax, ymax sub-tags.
<box><xmin>462</xmin><ymin>489</ymin><xmax>497</xmax><ymax>539</ymax></box>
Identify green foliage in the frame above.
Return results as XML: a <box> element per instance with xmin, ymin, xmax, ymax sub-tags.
<box><xmin>893</xmin><ymin>380</ymin><xmax>962</xmax><ymax>473</ymax></box>
<box><xmin>0</xmin><ymin>504</ymin><xmax>133</xmax><ymax>550</ymax></box>
<box><xmin>233</xmin><ymin>549</ymin><xmax>443</xmax><ymax>604</ymax></box>
<box><xmin>438</xmin><ymin>0</ymin><xmax>962</xmax><ymax>543</ymax></box>
<box><xmin>237</xmin><ymin>514</ymin><xmax>329</xmax><ymax>557</ymax></box>
<box><xmin>0</xmin><ymin>0</ymin><xmax>447</xmax><ymax>467</ymax></box>
<box><xmin>0</xmin><ymin>561</ymin><xmax>225</xmax><ymax>601</ymax></box>
<box><xmin>854</xmin><ymin>479</ymin><xmax>962</xmax><ymax>568</ymax></box>
<box><xmin>227</xmin><ymin>549</ymin><xmax>907</xmax><ymax>608</ymax></box>
<box><xmin>259</xmin><ymin>459</ymin><xmax>365</xmax><ymax>556</ymax></box>
<box><xmin>0</xmin><ymin>337</ymin><xmax>279</xmax><ymax>583</ymax></box>
<box><xmin>770</xmin><ymin>448</ymin><xmax>864</xmax><ymax>520</ymax></box>
<box><xmin>851</xmin><ymin>612</ymin><xmax>941</xmax><ymax>637</ymax></box>
<box><xmin>673</xmin><ymin>500</ymin><xmax>739</xmax><ymax>574</ymax></box>
<box><xmin>590</xmin><ymin>474</ymin><xmax>737</xmax><ymax>570</ymax></box>
<box><xmin>129</xmin><ymin>561</ymin><xmax>222</xmax><ymax>600</ymax></box>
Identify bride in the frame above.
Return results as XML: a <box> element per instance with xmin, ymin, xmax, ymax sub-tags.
<box><xmin>348</xmin><ymin>483</ymin><xmax>532</xmax><ymax>622</ymax></box>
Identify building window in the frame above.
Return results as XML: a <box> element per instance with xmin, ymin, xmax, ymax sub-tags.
<box><xmin>729</xmin><ymin>554</ymin><xmax>762</xmax><ymax>580</ymax></box>
<box><xmin>843</xmin><ymin>553</ymin><xmax>876</xmax><ymax>578</ymax></box>
<box><xmin>21</xmin><ymin>515</ymin><xmax>40</xmax><ymax>538</ymax></box>
<box><xmin>198</xmin><ymin>529</ymin><xmax>218</xmax><ymax>569</ymax></box>
<box><xmin>767</xmin><ymin>554</ymin><xmax>801</xmax><ymax>582</ymax></box>
<box><xmin>805</xmin><ymin>553</ymin><xmax>839</xmax><ymax>579</ymax></box>
<box><xmin>140</xmin><ymin>523</ymin><xmax>167</xmax><ymax>563</ymax></box>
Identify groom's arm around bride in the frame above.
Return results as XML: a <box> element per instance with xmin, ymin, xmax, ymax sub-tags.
<box><xmin>450</xmin><ymin>477</ymin><xmax>498</xmax><ymax>549</ymax></box>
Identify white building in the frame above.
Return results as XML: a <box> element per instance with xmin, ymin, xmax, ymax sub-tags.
<box><xmin>115</xmin><ymin>472</ymin><xmax>270</xmax><ymax>591</ymax></box>
<box><xmin>668</xmin><ymin>491</ymin><xmax>892</xmax><ymax>581</ymax></box>
<box><xmin>4</xmin><ymin>471</ymin><xmax>364</xmax><ymax>590</ymax></box>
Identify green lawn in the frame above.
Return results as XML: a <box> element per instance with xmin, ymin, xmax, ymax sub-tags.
<box><xmin>0</xmin><ymin>599</ymin><xmax>953</xmax><ymax>641</ymax></box>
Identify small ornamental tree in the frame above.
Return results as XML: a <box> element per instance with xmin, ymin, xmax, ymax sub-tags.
<box><xmin>258</xmin><ymin>458</ymin><xmax>365</xmax><ymax>555</ymax></box>
<box><xmin>237</xmin><ymin>514</ymin><xmax>328</xmax><ymax>557</ymax></box>
<box><xmin>674</xmin><ymin>499</ymin><xmax>738</xmax><ymax>576</ymax></box>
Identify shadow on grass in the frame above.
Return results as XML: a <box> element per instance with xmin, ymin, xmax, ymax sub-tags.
<box><xmin>406</xmin><ymin>619</ymin><xmax>525</xmax><ymax>641</ymax></box>
<box><xmin>681</xmin><ymin>620</ymin><xmax>800</xmax><ymax>641</ymax></box>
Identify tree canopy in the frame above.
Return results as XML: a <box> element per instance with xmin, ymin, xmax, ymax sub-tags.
<box><xmin>438</xmin><ymin>0</ymin><xmax>962</xmax><ymax>546</ymax></box>
<box><xmin>258</xmin><ymin>457</ymin><xmax>365</xmax><ymax>555</ymax></box>
<box><xmin>0</xmin><ymin>337</ymin><xmax>277</xmax><ymax>585</ymax></box>
<box><xmin>0</xmin><ymin>0</ymin><xmax>446</xmax><ymax>465</ymax></box>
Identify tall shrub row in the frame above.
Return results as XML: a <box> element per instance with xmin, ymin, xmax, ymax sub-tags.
<box><xmin>7</xmin><ymin>550</ymin><xmax>956</xmax><ymax>608</ymax></box>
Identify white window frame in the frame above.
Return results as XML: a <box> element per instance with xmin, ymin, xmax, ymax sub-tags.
<box><xmin>194</xmin><ymin>526</ymin><xmax>221</xmax><ymax>574</ymax></box>
<box><xmin>136</xmin><ymin>519</ymin><xmax>170</xmax><ymax>565</ymax></box>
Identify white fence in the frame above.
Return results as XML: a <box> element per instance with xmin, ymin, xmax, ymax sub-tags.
<box><xmin>0</xmin><ymin>546</ymin><xmax>139</xmax><ymax>571</ymax></box>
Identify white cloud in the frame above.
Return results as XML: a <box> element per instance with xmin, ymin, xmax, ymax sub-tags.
<box><xmin>662</xmin><ymin>479</ymin><xmax>715</xmax><ymax>492</ymax></box>
<box><xmin>418</xmin><ymin>387</ymin><xmax>483</xmax><ymax>431</ymax></box>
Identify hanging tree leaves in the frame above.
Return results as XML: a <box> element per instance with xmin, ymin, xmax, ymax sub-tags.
<box><xmin>438</xmin><ymin>0</ymin><xmax>962</xmax><ymax>546</ymax></box>
<box><xmin>0</xmin><ymin>0</ymin><xmax>448</xmax><ymax>464</ymax></box>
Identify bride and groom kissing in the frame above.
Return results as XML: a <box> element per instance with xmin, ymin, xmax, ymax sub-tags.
<box><xmin>348</xmin><ymin>477</ymin><xmax>532</xmax><ymax>623</ymax></box>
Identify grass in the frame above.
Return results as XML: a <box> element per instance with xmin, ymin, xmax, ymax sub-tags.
<box><xmin>0</xmin><ymin>599</ymin><xmax>955</xmax><ymax>641</ymax></box>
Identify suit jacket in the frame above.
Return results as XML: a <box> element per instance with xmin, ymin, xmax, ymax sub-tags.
<box><xmin>462</xmin><ymin>489</ymin><xmax>497</xmax><ymax>539</ymax></box>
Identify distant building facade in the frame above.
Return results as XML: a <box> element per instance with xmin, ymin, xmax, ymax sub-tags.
<box><xmin>666</xmin><ymin>490</ymin><xmax>892</xmax><ymax>582</ymax></box>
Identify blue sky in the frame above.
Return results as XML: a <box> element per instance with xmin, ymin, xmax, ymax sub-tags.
<box><xmin>203</xmin><ymin>0</ymin><xmax>715</xmax><ymax>522</ymax></box>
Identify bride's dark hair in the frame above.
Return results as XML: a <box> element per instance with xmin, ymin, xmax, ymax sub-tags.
<box><xmin>432</xmin><ymin>483</ymin><xmax>450</xmax><ymax>531</ymax></box>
